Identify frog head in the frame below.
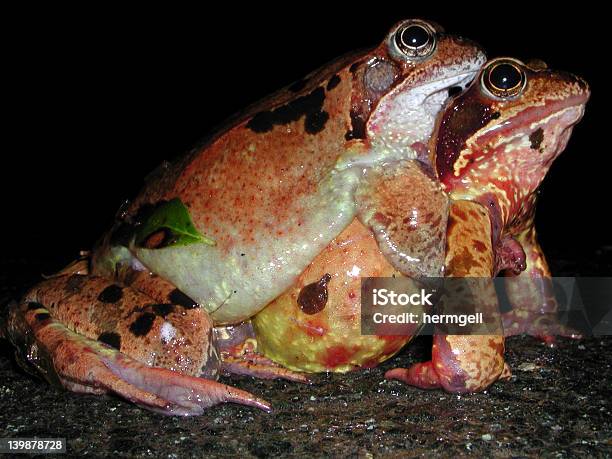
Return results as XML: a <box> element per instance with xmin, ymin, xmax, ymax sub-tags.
<box><xmin>348</xmin><ymin>19</ymin><xmax>487</xmax><ymax>161</ymax></box>
<box><xmin>434</xmin><ymin>57</ymin><xmax>589</xmax><ymax>230</ymax></box>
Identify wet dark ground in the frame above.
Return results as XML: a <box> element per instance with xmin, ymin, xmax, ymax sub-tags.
<box><xmin>1</xmin><ymin>249</ymin><xmax>611</xmax><ymax>458</ymax></box>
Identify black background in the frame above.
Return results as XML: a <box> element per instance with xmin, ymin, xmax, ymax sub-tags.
<box><xmin>3</xmin><ymin>7</ymin><xmax>608</xmax><ymax>273</ymax></box>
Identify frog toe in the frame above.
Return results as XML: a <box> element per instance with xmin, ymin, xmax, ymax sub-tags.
<box><xmin>220</xmin><ymin>337</ymin><xmax>309</xmax><ymax>383</ymax></box>
<box><xmin>99</xmin><ymin>353</ymin><xmax>271</xmax><ymax>415</ymax></box>
<box><xmin>385</xmin><ymin>361</ymin><xmax>443</xmax><ymax>390</ymax></box>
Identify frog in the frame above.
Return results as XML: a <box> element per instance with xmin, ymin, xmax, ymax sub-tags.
<box><xmin>382</xmin><ymin>57</ymin><xmax>589</xmax><ymax>391</ymax></box>
<box><xmin>2</xmin><ymin>19</ymin><xmax>487</xmax><ymax>415</ymax></box>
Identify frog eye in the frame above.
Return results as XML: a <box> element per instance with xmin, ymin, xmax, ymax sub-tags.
<box><xmin>481</xmin><ymin>59</ymin><xmax>526</xmax><ymax>99</ymax></box>
<box><xmin>393</xmin><ymin>20</ymin><xmax>437</xmax><ymax>60</ymax></box>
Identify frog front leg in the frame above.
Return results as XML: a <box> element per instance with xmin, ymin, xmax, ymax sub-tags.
<box><xmin>5</xmin><ymin>275</ymin><xmax>270</xmax><ymax>415</ymax></box>
<box><xmin>502</xmin><ymin>225</ymin><xmax>581</xmax><ymax>344</ymax></box>
<box><xmin>386</xmin><ymin>200</ymin><xmax>510</xmax><ymax>392</ymax></box>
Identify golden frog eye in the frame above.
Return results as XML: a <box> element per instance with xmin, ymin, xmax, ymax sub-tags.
<box><xmin>394</xmin><ymin>20</ymin><xmax>437</xmax><ymax>60</ymax></box>
<box><xmin>482</xmin><ymin>59</ymin><xmax>526</xmax><ymax>99</ymax></box>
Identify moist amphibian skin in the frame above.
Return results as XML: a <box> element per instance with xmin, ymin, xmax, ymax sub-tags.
<box><xmin>1</xmin><ymin>20</ymin><xmax>588</xmax><ymax>415</ymax></box>
<box><xmin>382</xmin><ymin>58</ymin><xmax>589</xmax><ymax>391</ymax></box>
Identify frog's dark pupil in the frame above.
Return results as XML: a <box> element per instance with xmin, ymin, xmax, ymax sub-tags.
<box><xmin>489</xmin><ymin>63</ymin><xmax>522</xmax><ymax>90</ymax></box>
<box><xmin>399</xmin><ymin>25</ymin><xmax>430</xmax><ymax>49</ymax></box>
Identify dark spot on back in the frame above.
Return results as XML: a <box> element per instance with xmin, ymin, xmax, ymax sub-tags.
<box><xmin>168</xmin><ymin>289</ymin><xmax>198</xmax><ymax>309</ymax></box>
<box><xmin>298</xmin><ymin>273</ymin><xmax>332</xmax><ymax>315</ymax></box>
<box><xmin>246</xmin><ymin>111</ymin><xmax>274</xmax><ymax>133</ymax></box>
<box><xmin>529</xmin><ymin>128</ymin><xmax>544</xmax><ymax>150</ymax></box>
<box><xmin>304</xmin><ymin>110</ymin><xmax>329</xmax><ymax>134</ymax></box>
<box><xmin>27</xmin><ymin>302</ymin><xmax>44</xmax><ymax>311</ymax></box>
<box><xmin>246</xmin><ymin>87</ymin><xmax>327</xmax><ymax>134</ymax></box>
<box><xmin>326</xmin><ymin>74</ymin><xmax>341</xmax><ymax>91</ymax></box>
<box><xmin>152</xmin><ymin>303</ymin><xmax>174</xmax><ymax>317</ymax></box>
<box><xmin>129</xmin><ymin>312</ymin><xmax>156</xmax><ymax>337</ymax></box>
<box><xmin>98</xmin><ymin>331</ymin><xmax>122</xmax><ymax>350</ymax></box>
<box><xmin>288</xmin><ymin>78</ymin><xmax>309</xmax><ymax>92</ymax></box>
<box><xmin>349</xmin><ymin>62</ymin><xmax>360</xmax><ymax>74</ymax></box>
<box><xmin>35</xmin><ymin>312</ymin><xmax>50</xmax><ymax>322</ymax></box>
<box><xmin>98</xmin><ymin>284</ymin><xmax>124</xmax><ymax>303</ymax></box>
<box><xmin>65</xmin><ymin>274</ymin><xmax>86</xmax><ymax>293</ymax></box>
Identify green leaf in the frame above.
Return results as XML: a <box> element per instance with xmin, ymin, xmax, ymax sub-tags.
<box><xmin>134</xmin><ymin>198</ymin><xmax>214</xmax><ymax>249</ymax></box>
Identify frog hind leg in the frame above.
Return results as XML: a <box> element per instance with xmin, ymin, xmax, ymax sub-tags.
<box><xmin>216</xmin><ymin>323</ymin><xmax>309</xmax><ymax>383</ymax></box>
<box><xmin>502</xmin><ymin>225</ymin><xmax>581</xmax><ymax>345</ymax></box>
<box><xmin>111</xmin><ymin>267</ymin><xmax>309</xmax><ymax>384</ymax></box>
<box><xmin>5</xmin><ymin>277</ymin><xmax>270</xmax><ymax>415</ymax></box>
<box><xmin>385</xmin><ymin>200</ymin><xmax>509</xmax><ymax>392</ymax></box>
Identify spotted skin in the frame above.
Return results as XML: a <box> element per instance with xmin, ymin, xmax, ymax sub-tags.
<box><xmin>3</xmin><ymin>35</ymin><xmax>590</xmax><ymax>415</ymax></box>
<box><xmin>6</xmin><ymin>302</ymin><xmax>270</xmax><ymax>415</ymax></box>
<box><xmin>91</xmin><ymin>21</ymin><xmax>485</xmax><ymax>324</ymax></box>
<box><xmin>386</xmin><ymin>200</ymin><xmax>508</xmax><ymax>392</ymax></box>
<box><xmin>21</xmin><ymin>275</ymin><xmax>220</xmax><ymax>378</ymax></box>
<box><xmin>355</xmin><ymin>160</ymin><xmax>449</xmax><ymax>279</ymax></box>
<box><xmin>436</xmin><ymin>60</ymin><xmax>589</xmax><ymax>231</ymax></box>
<box><xmin>251</xmin><ymin>22</ymin><xmax>486</xmax><ymax>374</ymax></box>
<box><xmin>253</xmin><ymin>219</ymin><xmax>411</xmax><ymax>373</ymax></box>
<box><xmin>386</xmin><ymin>59</ymin><xmax>589</xmax><ymax>392</ymax></box>
<box><xmin>7</xmin><ymin>18</ymin><xmax>485</xmax><ymax>414</ymax></box>
<box><xmin>436</xmin><ymin>59</ymin><xmax>588</xmax><ymax>345</ymax></box>
<box><xmin>104</xmin><ymin>262</ymin><xmax>308</xmax><ymax>382</ymax></box>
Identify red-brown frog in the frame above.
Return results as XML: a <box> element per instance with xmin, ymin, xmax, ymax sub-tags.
<box><xmin>3</xmin><ymin>20</ymin><xmax>486</xmax><ymax>415</ymax></box>
<box><xmin>383</xmin><ymin>57</ymin><xmax>589</xmax><ymax>391</ymax></box>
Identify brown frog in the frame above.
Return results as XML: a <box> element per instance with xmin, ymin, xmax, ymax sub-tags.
<box><xmin>3</xmin><ymin>20</ymin><xmax>488</xmax><ymax>415</ymax></box>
